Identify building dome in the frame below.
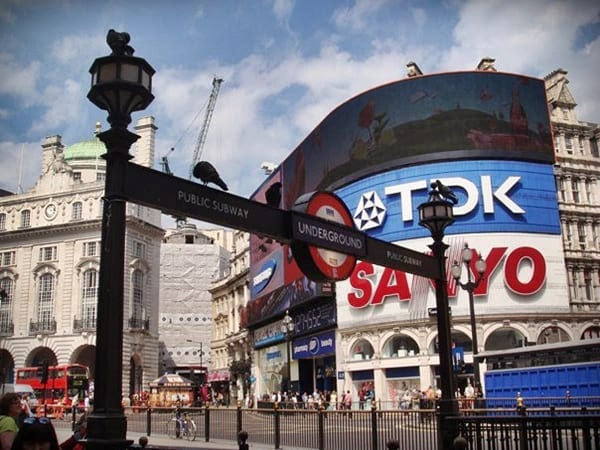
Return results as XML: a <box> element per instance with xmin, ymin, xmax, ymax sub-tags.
<box><xmin>63</xmin><ymin>122</ymin><xmax>106</xmax><ymax>161</ymax></box>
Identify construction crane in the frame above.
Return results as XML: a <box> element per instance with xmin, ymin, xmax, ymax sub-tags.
<box><xmin>188</xmin><ymin>76</ymin><xmax>224</xmax><ymax>179</ymax></box>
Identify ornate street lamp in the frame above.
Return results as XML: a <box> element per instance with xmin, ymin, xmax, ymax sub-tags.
<box><xmin>418</xmin><ymin>181</ymin><xmax>459</xmax><ymax>450</ymax></box>
<box><xmin>86</xmin><ymin>30</ymin><xmax>154</xmax><ymax>450</ymax></box>
<box><xmin>281</xmin><ymin>310</ymin><xmax>295</xmax><ymax>394</ymax></box>
<box><xmin>451</xmin><ymin>243</ymin><xmax>486</xmax><ymax>393</ymax></box>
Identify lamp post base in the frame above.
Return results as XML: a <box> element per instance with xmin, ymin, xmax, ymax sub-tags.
<box><xmin>437</xmin><ymin>398</ymin><xmax>460</xmax><ymax>450</ymax></box>
<box><xmin>86</xmin><ymin>414</ymin><xmax>133</xmax><ymax>450</ymax></box>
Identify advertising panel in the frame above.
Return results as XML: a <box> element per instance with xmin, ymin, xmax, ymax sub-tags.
<box><xmin>334</xmin><ymin>158</ymin><xmax>567</xmax><ymax>328</ymax></box>
<box><xmin>336</xmin><ymin>160</ymin><xmax>561</xmax><ymax>241</ymax></box>
<box><xmin>249</xmin><ymin>71</ymin><xmax>554</xmax><ymax>328</ymax></box>
<box><xmin>335</xmin><ymin>232</ymin><xmax>570</xmax><ymax>328</ymax></box>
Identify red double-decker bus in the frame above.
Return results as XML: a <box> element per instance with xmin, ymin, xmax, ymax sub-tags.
<box><xmin>16</xmin><ymin>363</ymin><xmax>89</xmax><ymax>414</ymax></box>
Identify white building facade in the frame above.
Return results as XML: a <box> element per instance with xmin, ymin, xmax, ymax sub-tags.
<box><xmin>0</xmin><ymin>116</ymin><xmax>163</xmax><ymax>401</ymax></box>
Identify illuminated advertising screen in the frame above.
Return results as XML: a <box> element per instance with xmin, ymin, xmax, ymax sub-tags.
<box><xmin>334</xmin><ymin>159</ymin><xmax>568</xmax><ymax>328</ymax></box>
<box><xmin>248</xmin><ymin>71</ymin><xmax>555</xmax><ymax>327</ymax></box>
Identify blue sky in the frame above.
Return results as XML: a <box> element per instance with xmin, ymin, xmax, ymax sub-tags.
<box><xmin>1</xmin><ymin>0</ymin><xmax>599</xmax><ymax>201</ymax></box>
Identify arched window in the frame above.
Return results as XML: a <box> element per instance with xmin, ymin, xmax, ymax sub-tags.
<box><xmin>72</xmin><ymin>202</ymin><xmax>83</xmax><ymax>220</ymax></box>
<box><xmin>132</xmin><ymin>269</ymin><xmax>144</xmax><ymax>322</ymax></box>
<box><xmin>383</xmin><ymin>335</ymin><xmax>419</xmax><ymax>358</ymax></box>
<box><xmin>81</xmin><ymin>269</ymin><xmax>98</xmax><ymax>328</ymax></box>
<box><xmin>351</xmin><ymin>339</ymin><xmax>374</xmax><ymax>360</ymax></box>
<box><xmin>37</xmin><ymin>273</ymin><xmax>55</xmax><ymax>329</ymax></box>
<box><xmin>0</xmin><ymin>278</ymin><xmax>13</xmax><ymax>333</ymax></box>
<box><xmin>20</xmin><ymin>210</ymin><xmax>31</xmax><ymax>228</ymax></box>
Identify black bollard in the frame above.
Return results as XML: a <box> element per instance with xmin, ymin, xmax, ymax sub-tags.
<box><xmin>453</xmin><ymin>436</ymin><xmax>468</xmax><ymax>449</ymax></box>
<box><xmin>386</xmin><ymin>440</ymin><xmax>400</xmax><ymax>450</ymax></box>
<box><xmin>238</xmin><ymin>430</ymin><xmax>249</xmax><ymax>450</ymax></box>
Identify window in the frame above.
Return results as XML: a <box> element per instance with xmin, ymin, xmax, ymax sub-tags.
<box><xmin>565</xmin><ymin>135</ymin><xmax>573</xmax><ymax>153</ymax></box>
<box><xmin>0</xmin><ymin>278</ymin><xmax>13</xmax><ymax>333</ymax></box>
<box><xmin>83</xmin><ymin>241</ymin><xmax>98</xmax><ymax>257</ymax></box>
<box><xmin>81</xmin><ymin>269</ymin><xmax>98</xmax><ymax>327</ymax></box>
<box><xmin>72</xmin><ymin>202</ymin><xmax>82</xmax><ymax>220</ymax></box>
<box><xmin>0</xmin><ymin>213</ymin><xmax>5</xmax><ymax>231</ymax></box>
<box><xmin>578</xmin><ymin>222</ymin><xmax>586</xmax><ymax>249</ymax></box>
<box><xmin>39</xmin><ymin>246</ymin><xmax>57</xmax><ymax>262</ymax></box>
<box><xmin>565</xmin><ymin>221</ymin><xmax>573</xmax><ymax>247</ymax></box>
<box><xmin>96</xmin><ymin>172</ymin><xmax>105</xmax><ymax>182</ymax></box>
<box><xmin>73</xmin><ymin>172</ymin><xmax>82</xmax><ymax>181</ymax></box>
<box><xmin>133</xmin><ymin>241</ymin><xmax>145</xmax><ymax>259</ymax></box>
<box><xmin>585</xmin><ymin>180</ymin><xmax>593</xmax><ymax>204</ymax></box>
<box><xmin>579</xmin><ymin>136</ymin><xmax>585</xmax><ymax>154</ymax></box>
<box><xmin>1</xmin><ymin>251</ymin><xmax>15</xmax><ymax>266</ymax></box>
<box><xmin>584</xmin><ymin>271</ymin><xmax>593</xmax><ymax>301</ymax></box>
<box><xmin>571</xmin><ymin>179</ymin><xmax>580</xmax><ymax>203</ymax></box>
<box><xmin>572</xmin><ymin>269</ymin><xmax>579</xmax><ymax>299</ymax></box>
<box><xmin>20</xmin><ymin>210</ymin><xmax>31</xmax><ymax>228</ymax></box>
<box><xmin>37</xmin><ymin>273</ymin><xmax>55</xmax><ymax>325</ymax></box>
<box><xmin>132</xmin><ymin>270</ymin><xmax>144</xmax><ymax>320</ymax></box>
<box><xmin>558</xmin><ymin>178</ymin><xmax>566</xmax><ymax>202</ymax></box>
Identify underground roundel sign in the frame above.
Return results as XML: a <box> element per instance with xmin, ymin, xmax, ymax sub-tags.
<box><xmin>291</xmin><ymin>191</ymin><xmax>361</xmax><ymax>282</ymax></box>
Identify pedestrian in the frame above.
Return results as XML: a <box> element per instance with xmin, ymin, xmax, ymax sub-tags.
<box><xmin>59</xmin><ymin>414</ymin><xmax>86</xmax><ymax>450</ymax></box>
<box><xmin>10</xmin><ymin>417</ymin><xmax>59</xmax><ymax>450</ymax></box>
<box><xmin>0</xmin><ymin>393</ymin><xmax>22</xmax><ymax>450</ymax></box>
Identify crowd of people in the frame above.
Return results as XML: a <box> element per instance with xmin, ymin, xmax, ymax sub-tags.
<box><xmin>0</xmin><ymin>393</ymin><xmax>87</xmax><ymax>450</ymax></box>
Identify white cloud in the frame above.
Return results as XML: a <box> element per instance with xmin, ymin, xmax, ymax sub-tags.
<box><xmin>332</xmin><ymin>0</ymin><xmax>391</xmax><ymax>31</ymax></box>
<box><xmin>30</xmin><ymin>79</ymin><xmax>86</xmax><ymax>134</ymax></box>
<box><xmin>0</xmin><ymin>140</ymin><xmax>40</xmax><ymax>193</ymax></box>
<box><xmin>51</xmin><ymin>32</ymin><xmax>105</xmax><ymax>64</ymax></box>
<box><xmin>441</xmin><ymin>0</ymin><xmax>600</xmax><ymax>121</ymax></box>
<box><xmin>0</xmin><ymin>52</ymin><xmax>41</xmax><ymax>107</ymax></box>
<box><xmin>272</xmin><ymin>0</ymin><xmax>295</xmax><ymax>23</ymax></box>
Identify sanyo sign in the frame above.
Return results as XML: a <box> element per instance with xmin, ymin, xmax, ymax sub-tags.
<box><xmin>337</xmin><ymin>160</ymin><xmax>561</xmax><ymax>242</ymax></box>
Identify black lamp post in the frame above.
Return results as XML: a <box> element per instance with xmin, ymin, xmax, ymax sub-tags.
<box><xmin>451</xmin><ymin>243</ymin><xmax>486</xmax><ymax>392</ymax></box>
<box><xmin>86</xmin><ymin>30</ymin><xmax>154</xmax><ymax>450</ymax></box>
<box><xmin>281</xmin><ymin>310</ymin><xmax>294</xmax><ymax>394</ymax></box>
<box><xmin>418</xmin><ymin>181</ymin><xmax>458</xmax><ymax>450</ymax></box>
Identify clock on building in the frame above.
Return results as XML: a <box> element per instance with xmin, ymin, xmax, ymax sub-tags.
<box><xmin>44</xmin><ymin>203</ymin><xmax>57</xmax><ymax>220</ymax></box>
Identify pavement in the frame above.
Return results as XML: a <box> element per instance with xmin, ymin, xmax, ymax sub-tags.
<box><xmin>54</xmin><ymin>427</ymin><xmax>309</xmax><ymax>450</ymax></box>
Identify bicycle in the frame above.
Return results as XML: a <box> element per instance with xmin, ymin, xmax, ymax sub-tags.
<box><xmin>167</xmin><ymin>412</ymin><xmax>197</xmax><ymax>441</ymax></box>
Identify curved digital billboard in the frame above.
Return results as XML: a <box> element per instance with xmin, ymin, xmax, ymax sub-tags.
<box><xmin>248</xmin><ymin>71</ymin><xmax>556</xmax><ymax>327</ymax></box>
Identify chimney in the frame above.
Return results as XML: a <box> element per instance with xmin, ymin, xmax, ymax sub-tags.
<box><xmin>477</xmin><ymin>57</ymin><xmax>496</xmax><ymax>71</ymax></box>
<box><xmin>406</xmin><ymin>61</ymin><xmax>423</xmax><ymax>78</ymax></box>
<box><xmin>133</xmin><ymin>116</ymin><xmax>158</xmax><ymax>168</ymax></box>
<box><xmin>41</xmin><ymin>135</ymin><xmax>63</xmax><ymax>175</ymax></box>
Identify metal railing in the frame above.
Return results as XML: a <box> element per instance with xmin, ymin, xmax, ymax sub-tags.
<box><xmin>54</xmin><ymin>404</ymin><xmax>600</xmax><ymax>449</ymax></box>
<box><xmin>128</xmin><ymin>317</ymin><xmax>149</xmax><ymax>331</ymax></box>
<box><xmin>73</xmin><ymin>316</ymin><xmax>96</xmax><ymax>331</ymax></box>
<box><xmin>29</xmin><ymin>319</ymin><xmax>56</xmax><ymax>335</ymax></box>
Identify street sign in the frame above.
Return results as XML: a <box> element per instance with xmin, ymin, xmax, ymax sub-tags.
<box><xmin>120</xmin><ymin>161</ymin><xmax>439</xmax><ymax>281</ymax></box>
<box><xmin>291</xmin><ymin>192</ymin><xmax>361</xmax><ymax>282</ymax></box>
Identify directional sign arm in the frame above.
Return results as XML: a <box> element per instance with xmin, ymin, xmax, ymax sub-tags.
<box><xmin>124</xmin><ymin>162</ymin><xmax>291</xmax><ymax>242</ymax></box>
<box><xmin>365</xmin><ymin>237</ymin><xmax>439</xmax><ymax>279</ymax></box>
<box><xmin>121</xmin><ymin>162</ymin><xmax>439</xmax><ymax>280</ymax></box>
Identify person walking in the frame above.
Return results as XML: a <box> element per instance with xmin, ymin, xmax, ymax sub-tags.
<box><xmin>0</xmin><ymin>393</ymin><xmax>22</xmax><ymax>450</ymax></box>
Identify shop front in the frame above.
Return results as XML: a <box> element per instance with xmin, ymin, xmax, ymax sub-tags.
<box><xmin>293</xmin><ymin>330</ymin><xmax>336</xmax><ymax>395</ymax></box>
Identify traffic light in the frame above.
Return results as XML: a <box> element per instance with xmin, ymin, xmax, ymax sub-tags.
<box><xmin>41</xmin><ymin>361</ymin><xmax>49</xmax><ymax>385</ymax></box>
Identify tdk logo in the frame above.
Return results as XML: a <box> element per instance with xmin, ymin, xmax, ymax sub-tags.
<box><xmin>353</xmin><ymin>191</ymin><xmax>387</xmax><ymax>231</ymax></box>
<box><xmin>353</xmin><ymin>176</ymin><xmax>525</xmax><ymax>230</ymax></box>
